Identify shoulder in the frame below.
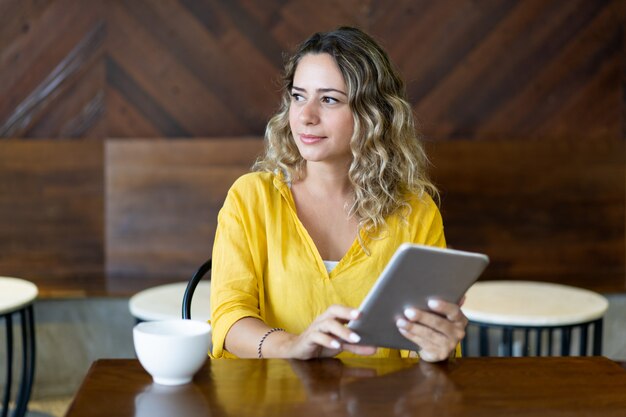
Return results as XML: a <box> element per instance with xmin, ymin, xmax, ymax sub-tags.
<box><xmin>219</xmin><ymin>171</ymin><xmax>287</xmax><ymax>227</ymax></box>
<box><xmin>384</xmin><ymin>191</ymin><xmax>445</xmax><ymax>247</ymax></box>
<box><xmin>227</xmin><ymin>172</ymin><xmax>280</xmax><ymax>199</ymax></box>
<box><xmin>405</xmin><ymin>191</ymin><xmax>440</xmax><ymax>217</ymax></box>
<box><xmin>229</xmin><ymin>172</ymin><xmax>275</xmax><ymax>192</ymax></box>
<box><xmin>225</xmin><ymin>171</ymin><xmax>286</xmax><ymax>207</ymax></box>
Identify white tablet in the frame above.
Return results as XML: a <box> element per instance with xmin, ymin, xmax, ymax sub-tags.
<box><xmin>347</xmin><ymin>243</ymin><xmax>489</xmax><ymax>351</ymax></box>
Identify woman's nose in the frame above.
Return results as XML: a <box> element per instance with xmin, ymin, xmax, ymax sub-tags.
<box><xmin>299</xmin><ymin>101</ymin><xmax>320</xmax><ymax>125</ymax></box>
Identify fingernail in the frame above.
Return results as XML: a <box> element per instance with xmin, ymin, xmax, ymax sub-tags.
<box><xmin>330</xmin><ymin>340</ymin><xmax>341</xmax><ymax>349</ymax></box>
<box><xmin>404</xmin><ymin>308</ymin><xmax>416</xmax><ymax>319</ymax></box>
<box><xmin>428</xmin><ymin>299</ymin><xmax>440</xmax><ymax>309</ymax></box>
<box><xmin>350</xmin><ymin>310</ymin><xmax>360</xmax><ymax>319</ymax></box>
<box><xmin>396</xmin><ymin>318</ymin><xmax>408</xmax><ymax>327</ymax></box>
<box><xmin>349</xmin><ymin>333</ymin><xmax>361</xmax><ymax>343</ymax></box>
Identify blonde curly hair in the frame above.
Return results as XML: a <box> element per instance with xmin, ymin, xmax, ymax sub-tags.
<box><xmin>254</xmin><ymin>27</ymin><xmax>438</xmax><ymax>242</ymax></box>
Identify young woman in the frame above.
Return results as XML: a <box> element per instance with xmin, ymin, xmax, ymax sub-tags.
<box><xmin>209</xmin><ymin>27</ymin><xmax>467</xmax><ymax>362</ymax></box>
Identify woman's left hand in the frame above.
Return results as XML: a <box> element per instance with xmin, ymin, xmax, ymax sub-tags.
<box><xmin>396</xmin><ymin>298</ymin><xmax>468</xmax><ymax>362</ymax></box>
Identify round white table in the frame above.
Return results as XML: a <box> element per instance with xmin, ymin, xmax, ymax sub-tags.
<box><xmin>0</xmin><ymin>277</ymin><xmax>38</xmax><ymax>417</ymax></box>
<box><xmin>461</xmin><ymin>281</ymin><xmax>609</xmax><ymax>356</ymax></box>
<box><xmin>129</xmin><ymin>282</ymin><xmax>211</xmax><ymax>323</ymax></box>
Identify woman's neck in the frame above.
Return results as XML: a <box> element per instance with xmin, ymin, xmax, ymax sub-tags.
<box><xmin>297</xmin><ymin>162</ymin><xmax>352</xmax><ymax>198</ymax></box>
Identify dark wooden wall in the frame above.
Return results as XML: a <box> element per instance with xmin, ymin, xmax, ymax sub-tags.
<box><xmin>0</xmin><ymin>0</ymin><xmax>624</xmax><ymax>295</ymax></box>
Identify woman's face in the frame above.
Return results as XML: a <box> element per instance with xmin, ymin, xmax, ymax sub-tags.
<box><xmin>289</xmin><ymin>53</ymin><xmax>354</xmax><ymax>167</ymax></box>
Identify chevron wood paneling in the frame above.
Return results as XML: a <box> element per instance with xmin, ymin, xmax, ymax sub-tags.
<box><xmin>0</xmin><ymin>0</ymin><xmax>622</xmax><ymax>139</ymax></box>
<box><xmin>372</xmin><ymin>0</ymin><xmax>623</xmax><ymax>140</ymax></box>
<box><xmin>104</xmin><ymin>0</ymin><xmax>366</xmax><ymax>137</ymax></box>
<box><xmin>0</xmin><ymin>0</ymin><xmax>106</xmax><ymax>138</ymax></box>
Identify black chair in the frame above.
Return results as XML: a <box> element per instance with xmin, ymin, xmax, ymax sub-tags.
<box><xmin>181</xmin><ymin>259</ymin><xmax>212</xmax><ymax>320</ymax></box>
<box><xmin>462</xmin><ymin>319</ymin><xmax>604</xmax><ymax>357</ymax></box>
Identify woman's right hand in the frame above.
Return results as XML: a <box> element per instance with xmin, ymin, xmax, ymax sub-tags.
<box><xmin>282</xmin><ymin>305</ymin><xmax>377</xmax><ymax>359</ymax></box>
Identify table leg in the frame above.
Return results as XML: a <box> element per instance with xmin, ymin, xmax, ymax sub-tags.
<box><xmin>592</xmin><ymin>319</ymin><xmax>603</xmax><ymax>355</ymax></box>
<box><xmin>13</xmin><ymin>306</ymin><xmax>35</xmax><ymax>417</ymax></box>
<box><xmin>2</xmin><ymin>314</ymin><xmax>13</xmax><ymax>417</ymax></box>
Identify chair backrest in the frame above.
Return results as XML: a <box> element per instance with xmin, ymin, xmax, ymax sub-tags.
<box><xmin>182</xmin><ymin>258</ymin><xmax>212</xmax><ymax>320</ymax></box>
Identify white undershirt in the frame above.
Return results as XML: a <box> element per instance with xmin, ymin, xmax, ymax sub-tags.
<box><xmin>323</xmin><ymin>260</ymin><xmax>339</xmax><ymax>273</ymax></box>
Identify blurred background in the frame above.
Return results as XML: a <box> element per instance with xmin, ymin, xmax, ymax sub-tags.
<box><xmin>0</xmin><ymin>0</ymin><xmax>624</xmax><ymax>415</ymax></box>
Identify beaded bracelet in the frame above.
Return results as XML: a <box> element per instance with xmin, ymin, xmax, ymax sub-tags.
<box><xmin>258</xmin><ymin>328</ymin><xmax>285</xmax><ymax>358</ymax></box>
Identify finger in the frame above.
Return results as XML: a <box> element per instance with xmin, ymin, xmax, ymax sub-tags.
<box><xmin>397</xmin><ymin>326</ymin><xmax>452</xmax><ymax>361</ymax></box>
<box><xmin>321</xmin><ymin>305</ymin><xmax>361</xmax><ymax>322</ymax></box>
<box><xmin>309</xmin><ymin>331</ymin><xmax>343</xmax><ymax>351</ymax></box>
<box><xmin>397</xmin><ymin>318</ymin><xmax>448</xmax><ymax>346</ymax></box>
<box><xmin>397</xmin><ymin>316</ymin><xmax>461</xmax><ymax>355</ymax></box>
<box><xmin>407</xmin><ymin>302</ymin><xmax>467</xmax><ymax>329</ymax></box>
<box><xmin>403</xmin><ymin>311</ymin><xmax>466</xmax><ymax>345</ymax></box>
<box><xmin>317</xmin><ymin>318</ymin><xmax>363</xmax><ymax>345</ymax></box>
<box><xmin>425</xmin><ymin>299</ymin><xmax>468</xmax><ymax>326</ymax></box>
<box><xmin>403</xmin><ymin>308</ymin><xmax>457</xmax><ymax>336</ymax></box>
<box><xmin>426</xmin><ymin>299</ymin><xmax>464</xmax><ymax>320</ymax></box>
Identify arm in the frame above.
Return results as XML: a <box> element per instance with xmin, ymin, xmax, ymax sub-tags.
<box><xmin>210</xmin><ymin>183</ymin><xmax>264</xmax><ymax>358</ymax></box>
<box><xmin>226</xmin><ymin>309</ymin><xmax>376</xmax><ymax>359</ymax></box>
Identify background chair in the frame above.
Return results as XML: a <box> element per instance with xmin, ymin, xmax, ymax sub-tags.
<box><xmin>182</xmin><ymin>259</ymin><xmax>212</xmax><ymax>320</ymax></box>
<box><xmin>0</xmin><ymin>277</ymin><xmax>37</xmax><ymax>417</ymax></box>
<box><xmin>461</xmin><ymin>281</ymin><xmax>609</xmax><ymax>357</ymax></box>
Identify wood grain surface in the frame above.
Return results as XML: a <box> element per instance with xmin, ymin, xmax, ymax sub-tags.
<box><xmin>0</xmin><ymin>0</ymin><xmax>621</xmax><ymax>139</ymax></box>
<box><xmin>65</xmin><ymin>357</ymin><xmax>626</xmax><ymax>417</ymax></box>
<box><xmin>0</xmin><ymin>140</ymin><xmax>104</xmax><ymax>296</ymax></box>
<box><xmin>105</xmin><ymin>138</ymin><xmax>264</xmax><ymax>294</ymax></box>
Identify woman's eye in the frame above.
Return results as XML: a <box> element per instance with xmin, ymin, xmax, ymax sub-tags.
<box><xmin>321</xmin><ymin>96</ymin><xmax>339</xmax><ymax>104</ymax></box>
<box><xmin>291</xmin><ymin>93</ymin><xmax>304</xmax><ymax>102</ymax></box>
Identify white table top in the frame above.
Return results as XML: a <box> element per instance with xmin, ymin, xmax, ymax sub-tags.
<box><xmin>461</xmin><ymin>280</ymin><xmax>609</xmax><ymax>326</ymax></box>
<box><xmin>129</xmin><ymin>282</ymin><xmax>211</xmax><ymax>322</ymax></box>
<box><xmin>0</xmin><ymin>277</ymin><xmax>38</xmax><ymax>315</ymax></box>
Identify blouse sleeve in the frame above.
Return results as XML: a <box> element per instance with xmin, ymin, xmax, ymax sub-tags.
<box><xmin>209</xmin><ymin>187</ymin><xmax>263</xmax><ymax>358</ymax></box>
<box><xmin>414</xmin><ymin>194</ymin><xmax>447</xmax><ymax>249</ymax></box>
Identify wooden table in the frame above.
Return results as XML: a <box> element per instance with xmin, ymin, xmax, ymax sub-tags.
<box><xmin>65</xmin><ymin>357</ymin><xmax>626</xmax><ymax>417</ymax></box>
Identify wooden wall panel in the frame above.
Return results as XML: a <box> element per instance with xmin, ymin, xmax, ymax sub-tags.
<box><xmin>104</xmin><ymin>138</ymin><xmax>625</xmax><ymax>295</ymax></box>
<box><xmin>0</xmin><ymin>0</ymin><xmax>624</xmax><ymax>295</ymax></box>
<box><xmin>0</xmin><ymin>141</ymin><xmax>104</xmax><ymax>296</ymax></box>
<box><xmin>428</xmin><ymin>139</ymin><xmax>626</xmax><ymax>292</ymax></box>
<box><xmin>0</xmin><ymin>0</ymin><xmax>105</xmax><ymax>138</ymax></box>
<box><xmin>103</xmin><ymin>0</ymin><xmax>366</xmax><ymax>138</ymax></box>
<box><xmin>0</xmin><ymin>0</ymin><xmax>621</xmax><ymax>139</ymax></box>
<box><xmin>370</xmin><ymin>0</ymin><xmax>623</xmax><ymax>140</ymax></box>
<box><xmin>105</xmin><ymin>138</ymin><xmax>264</xmax><ymax>294</ymax></box>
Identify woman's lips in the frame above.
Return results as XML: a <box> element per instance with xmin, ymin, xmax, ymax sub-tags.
<box><xmin>300</xmin><ymin>134</ymin><xmax>326</xmax><ymax>144</ymax></box>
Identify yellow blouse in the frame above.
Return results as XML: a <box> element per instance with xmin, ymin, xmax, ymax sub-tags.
<box><xmin>210</xmin><ymin>172</ymin><xmax>447</xmax><ymax>359</ymax></box>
